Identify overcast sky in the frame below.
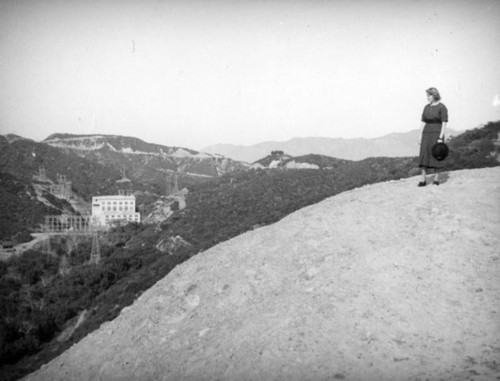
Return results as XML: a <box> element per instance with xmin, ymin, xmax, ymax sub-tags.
<box><xmin>1</xmin><ymin>0</ymin><xmax>499</xmax><ymax>150</ymax></box>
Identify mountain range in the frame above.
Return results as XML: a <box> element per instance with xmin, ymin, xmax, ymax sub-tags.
<box><xmin>0</xmin><ymin>124</ymin><xmax>497</xmax><ymax>246</ymax></box>
<box><xmin>201</xmin><ymin>128</ymin><xmax>464</xmax><ymax>162</ymax></box>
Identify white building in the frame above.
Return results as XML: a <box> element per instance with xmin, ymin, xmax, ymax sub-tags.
<box><xmin>91</xmin><ymin>195</ymin><xmax>140</xmax><ymax>227</ymax></box>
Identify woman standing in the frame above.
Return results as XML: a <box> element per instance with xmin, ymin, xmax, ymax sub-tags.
<box><xmin>418</xmin><ymin>87</ymin><xmax>448</xmax><ymax>186</ymax></box>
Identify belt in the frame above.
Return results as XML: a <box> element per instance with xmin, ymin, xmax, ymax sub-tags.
<box><xmin>424</xmin><ymin>120</ymin><xmax>443</xmax><ymax>124</ymax></box>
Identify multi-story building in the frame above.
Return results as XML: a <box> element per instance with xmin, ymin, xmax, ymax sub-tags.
<box><xmin>91</xmin><ymin>194</ymin><xmax>140</xmax><ymax>228</ymax></box>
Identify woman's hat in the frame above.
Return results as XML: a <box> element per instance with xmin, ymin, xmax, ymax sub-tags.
<box><xmin>432</xmin><ymin>141</ymin><xmax>449</xmax><ymax>161</ymax></box>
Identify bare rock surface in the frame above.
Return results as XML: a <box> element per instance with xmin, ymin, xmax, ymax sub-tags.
<box><xmin>25</xmin><ymin>168</ymin><xmax>500</xmax><ymax>381</ymax></box>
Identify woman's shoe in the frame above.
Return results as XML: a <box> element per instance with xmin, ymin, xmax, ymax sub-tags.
<box><xmin>418</xmin><ymin>181</ymin><xmax>426</xmax><ymax>187</ymax></box>
<box><xmin>433</xmin><ymin>181</ymin><xmax>440</xmax><ymax>185</ymax></box>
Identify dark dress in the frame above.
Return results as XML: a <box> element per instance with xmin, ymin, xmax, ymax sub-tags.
<box><xmin>419</xmin><ymin>103</ymin><xmax>448</xmax><ymax>169</ymax></box>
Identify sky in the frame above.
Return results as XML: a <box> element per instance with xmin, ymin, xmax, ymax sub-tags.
<box><xmin>1</xmin><ymin>0</ymin><xmax>499</xmax><ymax>150</ymax></box>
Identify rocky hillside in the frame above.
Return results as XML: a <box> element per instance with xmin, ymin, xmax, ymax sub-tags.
<box><xmin>253</xmin><ymin>152</ymin><xmax>352</xmax><ymax>170</ymax></box>
<box><xmin>43</xmin><ymin>133</ymin><xmax>248</xmax><ymax>179</ymax></box>
<box><xmin>23</xmin><ymin>167</ymin><xmax>500</xmax><ymax>381</ymax></box>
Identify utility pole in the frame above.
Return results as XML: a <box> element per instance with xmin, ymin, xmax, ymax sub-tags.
<box><xmin>43</xmin><ymin>237</ymin><xmax>51</xmax><ymax>255</ymax></box>
<box><xmin>59</xmin><ymin>255</ymin><xmax>71</xmax><ymax>276</ymax></box>
<box><xmin>167</xmin><ymin>172</ymin><xmax>179</xmax><ymax>195</ymax></box>
<box><xmin>89</xmin><ymin>231</ymin><xmax>101</xmax><ymax>265</ymax></box>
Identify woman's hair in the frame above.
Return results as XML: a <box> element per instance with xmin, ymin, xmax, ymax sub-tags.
<box><xmin>426</xmin><ymin>87</ymin><xmax>441</xmax><ymax>101</ymax></box>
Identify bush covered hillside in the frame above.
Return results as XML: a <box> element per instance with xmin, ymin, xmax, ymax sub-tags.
<box><xmin>446</xmin><ymin>121</ymin><xmax>500</xmax><ymax>169</ymax></box>
<box><xmin>0</xmin><ymin>122</ymin><xmax>499</xmax><ymax>381</ymax></box>
<box><xmin>0</xmin><ymin>173</ymin><xmax>63</xmax><ymax>244</ymax></box>
<box><xmin>160</xmin><ymin>156</ymin><xmax>419</xmax><ymax>251</ymax></box>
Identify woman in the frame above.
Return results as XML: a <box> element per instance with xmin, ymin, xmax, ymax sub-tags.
<box><xmin>417</xmin><ymin>87</ymin><xmax>448</xmax><ymax>186</ymax></box>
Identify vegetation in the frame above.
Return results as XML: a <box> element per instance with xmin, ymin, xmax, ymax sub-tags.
<box><xmin>160</xmin><ymin>156</ymin><xmax>419</xmax><ymax>252</ymax></box>
<box><xmin>0</xmin><ymin>122</ymin><xmax>498</xmax><ymax>380</ymax></box>
<box><xmin>0</xmin><ymin>226</ymin><xmax>190</xmax><ymax>380</ymax></box>
<box><xmin>0</xmin><ymin>173</ymin><xmax>61</xmax><ymax>244</ymax></box>
<box><xmin>445</xmin><ymin>121</ymin><xmax>500</xmax><ymax>170</ymax></box>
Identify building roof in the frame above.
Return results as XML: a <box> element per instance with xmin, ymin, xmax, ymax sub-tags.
<box><xmin>92</xmin><ymin>195</ymin><xmax>136</xmax><ymax>201</ymax></box>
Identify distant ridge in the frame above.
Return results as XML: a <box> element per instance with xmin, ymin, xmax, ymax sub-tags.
<box><xmin>43</xmin><ymin>133</ymin><xmax>202</xmax><ymax>156</ymax></box>
<box><xmin>3</xmin><ymin>134</ymin><xmax>33</xmax><ymax>144</ymax></box>
<box><xmin>201</xmin><ymin>128</ymin><xmax>464</xmax><ymax>162</ymax></box>
<box><xmin>40</xmin><ymin>133</ymin><xmax>248</xmax><ymax>178</ymax></box>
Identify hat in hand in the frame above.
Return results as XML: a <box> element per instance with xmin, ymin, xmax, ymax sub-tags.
<box><xmin>432</xmin><ymin>140</ymin><xmax>449</xmax><ymax>161</ymax></box>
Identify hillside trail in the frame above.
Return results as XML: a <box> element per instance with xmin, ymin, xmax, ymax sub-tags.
<box><xmin>0</xmin><ymin>233</ymin><xmax>50</xmax><ymax>260</ymax></box>
<box><xmin>25</xmin><ymin>167</ymin><xmax>500</xmax><ymax>381</ymax></box>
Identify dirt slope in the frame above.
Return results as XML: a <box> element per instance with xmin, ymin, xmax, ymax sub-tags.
<box><xmin>25</xmin><ymin>168</ymin><xmax>500</xmax><ymax>381</ymax></box>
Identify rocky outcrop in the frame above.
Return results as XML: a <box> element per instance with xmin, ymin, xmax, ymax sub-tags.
<box><xmin>155</xmin><ymin>235</ymin><xmax>192</xmax><ymax>254</ymax></box>
<box><xmin>24</xmin><ymin>167</ymin><xmax>500</xmax><ymax>381</ymax></box>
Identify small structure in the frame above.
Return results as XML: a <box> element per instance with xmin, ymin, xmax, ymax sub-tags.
<box><xmin>44</xmin><ymin>215</ymin><xmax>92</xmax><ymax>233</ymax></box>
<box><xmin>50</xmin><ymin>174</ymin><xmax>72</xmax><ymax>200</ymax></box>
<box><xmin>118</xmin><ymin>189</ymin><xmax>133</xmax><ymax>196</ymax></box>
<box><xmin>1</xmin><ymin>241</ymin><xmax>15</xmax><ymax>251</ymax></box>
<box><xmin>91</xmin><ymin>194</ymin><xmax>140</xmax><ymax>228</ymax></box>
<box><xmin>33</xmin><ymin>166</ymin><xmax>47</xmax><ymax>182</ymax></box>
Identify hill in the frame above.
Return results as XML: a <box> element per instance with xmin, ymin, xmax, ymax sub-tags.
<box><xmin>23</xmin><ymin>167</ymin><xmax>500</xmax><ymax>381</ymax></box>
<box><xmin>0</xmin><ymin>122</ymin><xmax>498</xmax><ymax>379</ymax></box>
<box><xmin>201</xmin><ymin>128</ymin><xmax>464</xmax><ymax>162</ymax></box>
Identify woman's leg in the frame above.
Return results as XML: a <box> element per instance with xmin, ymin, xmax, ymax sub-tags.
<box><xmin>433</xmin><ymin>169</ymin><xmax>439</xmax><ymax>184</ymax></box>
<box><xmin>419</xmin><ymin>168</ymin><xmax>427</xmax><ymax>186</ymax></box>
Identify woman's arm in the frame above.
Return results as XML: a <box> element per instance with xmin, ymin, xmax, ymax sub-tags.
<box><xmin>439</xmin><ymin>104</ymin><xmax>448</xmax><ymax>141</ymax></box>
<box><xmin>418</xmin><ymin>122</ymin><xmax>425</xmax><ymax>145</ymax></box>
<box><xmin>439</xmin><ymin>122</ymin><xmax>447</xmax><ymax>141</ymax></box>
